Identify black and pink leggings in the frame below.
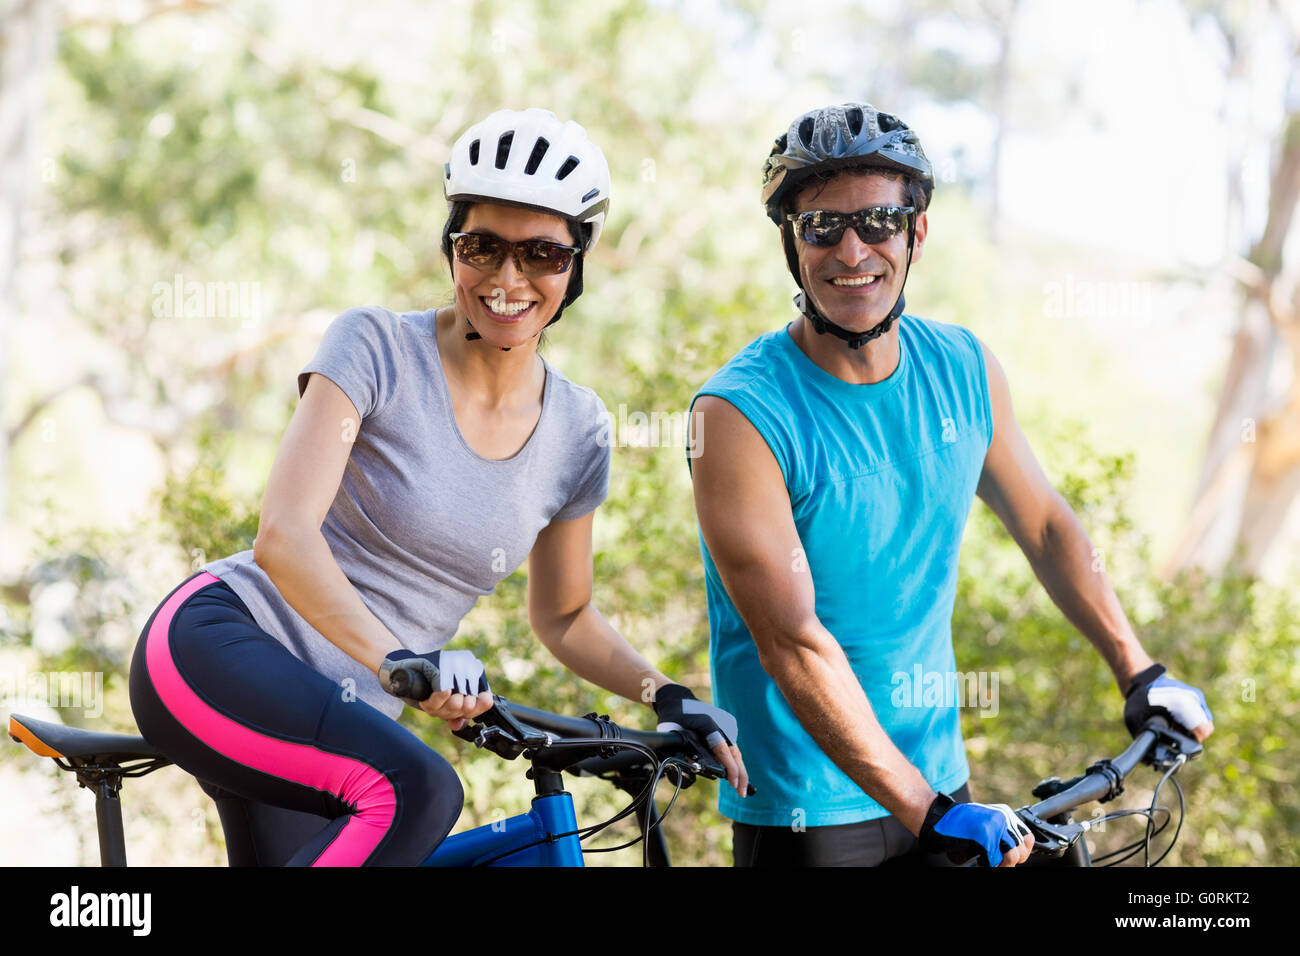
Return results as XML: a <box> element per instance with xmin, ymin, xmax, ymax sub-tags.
<box><xmin>128</xmin><ymin>570</ymin><xmax>463</xmax><ymax>866</ymax></box>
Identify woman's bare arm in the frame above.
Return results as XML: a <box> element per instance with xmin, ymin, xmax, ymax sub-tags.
<box><xmin>251</xmin><ymin>372</ymin><xmax>403</xmax><ymax>675</ymax></box>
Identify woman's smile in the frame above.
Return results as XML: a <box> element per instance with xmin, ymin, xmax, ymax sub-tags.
<box><xmin>478</xmin><ymin>295</ymin><xmax>537</xmax><ymax>324</ymax></box>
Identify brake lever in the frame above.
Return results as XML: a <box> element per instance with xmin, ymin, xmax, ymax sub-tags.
<box><xmin>669</xmin><ymin>731</ymin><xmax>758</xmax><ymax>796</ymax></box>
<box><xmin>1142</xmin><ymin>719</ymin><xmax>1203</xmax><ymax>769</ymax></box>
<box><xmin>452</xmin><ymin>696</ymin><xmax>553</xmax><ymax>758</ymax></box>
<box><xmin>484</xmin><ymin>696</ymin><xmax>546</xmax><ymax>743</ymax></box>
<box><xmin>1015</xmin><ymin>807</ymin><xmax>1083</xmax><ymax>857</ymax></box>
<box><xmin>455</xmin><ymin>724</ymin><xmax>527</xmax><ymax>759</ymax></box>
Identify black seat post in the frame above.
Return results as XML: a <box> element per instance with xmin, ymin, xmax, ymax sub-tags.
<box><xmin>78</xmin><ymin>768</ymin><xmax>128</xmax><ymax>867</ymax></box>
<box><xmin>9</xmin><ymin>714</ymin><xmax>174</xmax><ymax>867</ymax></box>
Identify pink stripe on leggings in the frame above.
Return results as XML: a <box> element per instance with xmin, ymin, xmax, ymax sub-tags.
<box><xmin>145</xmin><ymin>571</ymin><xmax>396</xmax><ymax>866</ymax></box>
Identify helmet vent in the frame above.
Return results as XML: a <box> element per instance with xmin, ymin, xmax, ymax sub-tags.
<box><xmin>581</xmin><ymin>186</ymin><xmax>599</xmax><ymax>203</ymax></box>
<box><xmin>468</xmin><ymin>139</ymin><xmax>480</xmax><ymax>165</ymax></box>
<box><xmin>846</xmin><ymin>107</ymin><xmax>864</xmax><ymax>137</ymax></box>
<box><xmin>798</xmin><ymin>116</ymin><xmax>815</xmax><ymax>147</ymax></box>
<box><xmin>555</xmin><ymin>156</ymin><xmax>579</xmax><ymax>180</ymax></box>
<box><xmin>495</xmin><ymin>131</ymin><xmax>514</xmax><ymax>169</ymax></box>
<box><xmin>877</xmin><ymin>112</ymin><xmax>901</xmax><ymax>132</ymax></box>
<box><xmin>524</xmin><ymin>137</ymin><xmax>550</xmax><ymax>175</ymax></box>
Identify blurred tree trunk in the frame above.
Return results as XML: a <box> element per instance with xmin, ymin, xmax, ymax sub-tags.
<box><xmin>1229</xmin><ymin>105</ymin><xmax>1300</xmax><ymax>572</ymax></box>
<box><xmin>1166</xmin><ymin>90</ymin><xmax>1300</xmax><ymax>576</ymax></box>
<box><xmin>984</xmin><ymin>0</ymin><xmax>1020</xmax><ymax>245</ymax></box>
<box><xmin>0</xmin><ymin>0</ymin><xmax>60</xmax><ymax>548</ymax></box>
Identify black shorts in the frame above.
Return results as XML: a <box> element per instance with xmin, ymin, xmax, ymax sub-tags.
<box><xmin>731</xmin><ymin>782</ymin><xmax>975</xmax><ymax>867</ymax></box>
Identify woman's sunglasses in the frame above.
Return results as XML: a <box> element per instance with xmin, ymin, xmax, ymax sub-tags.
<box><xmin>449</xmin><ymin>232</ymin><xmax>583</xmax><ymax>277</ymax></box>
<box><xmin>786</xmin><ymin>206</ymin><xmax>915</xmax><ymax>247</ymax></box>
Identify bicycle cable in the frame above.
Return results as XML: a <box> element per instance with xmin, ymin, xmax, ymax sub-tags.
<box><xmin>1089</xmin><ymin>806</ymin><xmax>1172</xmax><ymax>864</ymax></box>
<box><xmin>1092</xmin><ymin>754</ymin><xmax>1186</xmax><ymax>866</ymax></box>
<box><xmin>580</xmin><ymin>756</ymin><xmax>692</xmax><ymax>864</ymax></box>
<box><xmin>1141</xmin><ymin>757</ymin><xmax>1187</xmax><ymax>866</ymax></box>
<box><xmin>1146</xmin><ymin>767</ymin><xmax>1188</xmax><ymax>866</ymax></box>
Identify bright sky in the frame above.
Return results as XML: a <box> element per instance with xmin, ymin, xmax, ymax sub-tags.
<box><xmin>902</xmin><ymin>0</ymin><xmax>1290</xmax><ymax>269</ymax></box>
<box><xmin>688</xmin><ymin>0</ymin><xmax>1291</xmax><ymax>269</ymax></box>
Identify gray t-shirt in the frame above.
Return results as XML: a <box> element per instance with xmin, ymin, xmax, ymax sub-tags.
<box><xmin>200</xmin><ymin>306</ymin><xmax>611</xmax><ymax>720</ymax></box>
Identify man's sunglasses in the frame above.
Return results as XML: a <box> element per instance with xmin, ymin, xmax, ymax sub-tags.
<box><xmin>449</xmin><ymin>232</ymin><xmax>583</xmax><ymax>277</ymax></box>
<box><xmin>786</xmin><ymin>206</ymin><xmax>915</xmax><ymax>247</ymax></box>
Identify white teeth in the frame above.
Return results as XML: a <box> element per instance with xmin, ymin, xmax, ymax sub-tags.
<box><xmin>482</xmin><ymin>297</ymin><xmax>534</xmax><ymax>316</ymax></box>
<box><xmin>831</xmin><ymin>275</ymin><xmax>879</xmax><ymax>287</ymax></box>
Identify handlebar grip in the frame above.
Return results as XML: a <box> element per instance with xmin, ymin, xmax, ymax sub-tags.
<box><xmin>388</xmin><ymin>664</ymin><xmax>432</xmax><ymax>702</ymax></box>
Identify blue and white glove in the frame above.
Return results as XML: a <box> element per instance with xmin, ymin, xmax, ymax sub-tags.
<box><xmin>651</xmin><ymin>684</ymin><xmax>738</xmax><ymax>751</ymax></box>
<box><xmin>918</xmin><ymin>793</ymin><xmax>1033</xmax><ymax>867</ymax></box>
<box><xmin>1123</xmin><ymin>663</ymin><xmax>1212</xmax><ymax>739</ymax></box>
<box><xmin>378</xmin><ymin>648</ymin><xmax>489</xmax><ymax>706</ymax></box>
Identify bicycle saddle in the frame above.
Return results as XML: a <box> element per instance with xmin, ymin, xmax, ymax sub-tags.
<box><xmin>7</xmin><ymin>713</ymin><xmax>163</xmax><ymax>762</ymax></box>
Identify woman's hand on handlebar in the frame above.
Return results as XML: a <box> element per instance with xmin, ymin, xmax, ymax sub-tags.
<box><xmin>651</xmin><ymin>683</ymin><xmax>750</xmax><ymax>798</ymax></box>
<box><xmin>711</xmin><ymin>738</ymin><xmax>749</xmax><ymax>800</ymax></box>
<box><xmin>378</xmin><ymin>647</ymin><xmax>494</xmax><ymax>729</ymax></box>
<box><xmin>419</xmin><ymin>690</ymin><xmax>495</xmax><ymax>731</ymax></box>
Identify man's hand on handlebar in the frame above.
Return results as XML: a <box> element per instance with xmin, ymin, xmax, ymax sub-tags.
<box><xmin>1124</xmin><ymin>663</ymin><xmax>1214</xmax><ymax>744</ymax></box>
<box><xmin>918</xmin><ymin>793</ymin><xmax>1035</xmax><ymax>867</ymax></box>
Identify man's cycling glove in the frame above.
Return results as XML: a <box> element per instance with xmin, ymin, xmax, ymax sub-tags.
<box><xmin>1123</xmin><ymin>663</ymin><xmax>1212</xmax><ymax>739</ymax></box>
<box><xmin>918</xmin><ymin>793</ymin><xmax>1033</xmax><ymax>867</ymax></box>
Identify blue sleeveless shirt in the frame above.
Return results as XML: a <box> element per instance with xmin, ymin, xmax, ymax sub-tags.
<box><xmin>689</xmin><ymin>316</ymin><xmax>993</xmax><ymax>827</ymax></box>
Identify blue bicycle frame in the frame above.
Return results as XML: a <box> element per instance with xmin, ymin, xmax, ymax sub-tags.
<box><xmin>422</xmin><ymin>786</ymin><xmax>584</xmax><ymax>867</ymax></box>
<box><xmin>414</xmin><ymin>699</ymin><xmax>687</xmax><ymax>867</ymax></box>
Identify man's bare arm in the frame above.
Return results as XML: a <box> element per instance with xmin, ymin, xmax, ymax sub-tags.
<box><xmin>973</xmin><ymin>341</ymin><xmax>1184</xmax><ymax>708</ymax></box>
<box><xmin>690</xmin><ymin>395</ymin><xmax>938</xmax><ymax>834</ymax></box>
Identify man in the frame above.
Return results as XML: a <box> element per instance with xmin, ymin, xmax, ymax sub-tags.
<box><xmin>687</xmin><ymin>103</ymin><xmax>1214</xmax><ymax>867</ymax></box>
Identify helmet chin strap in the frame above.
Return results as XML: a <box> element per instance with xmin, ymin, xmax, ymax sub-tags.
<box><xmin>464</xmin><ymin>319</ymin><xmax>529</xmax><ymax>352</ymax></box>
<box><xmin>462</xmin><ymin>306</ymin><xmax>561</xmax><ymax>352</ymax></box>
<box><xmin>787</xmin><ymin>214</ymin><xmax>917</xmax><ymax>350</ymax></box>
<box><xmin>796</xmin><ymin>289</ymin><xmax>905</xmax><ymax>349</ymax></box>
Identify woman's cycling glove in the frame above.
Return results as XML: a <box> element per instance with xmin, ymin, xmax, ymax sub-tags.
<box><xmin>378</xmin><ymin>648</ymin><xmax>489</xmax><ymax>706</ymax></box>
<box><xmin>651</xmin><ymin>684</ymin><xmax>738</xmax><ymax>751</ymax></box>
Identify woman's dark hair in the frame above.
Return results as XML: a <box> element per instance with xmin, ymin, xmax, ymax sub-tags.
<box><xmin>439</xmin><ymin>200</ymin><xmax>588</xmax><ymax>349</ymax></box>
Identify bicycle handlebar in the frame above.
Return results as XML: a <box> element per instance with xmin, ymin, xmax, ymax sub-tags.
<box><xmin>493</xmin><ymin>699</ymin><xmax>684</xmax><ymax>750</ymax></box>
<box><xmin>451</xmin><ymin>694</ymin><xmax>743</xmax><ymax>790</ymax></box>
<box><xmin>385</xmin><ymin>658</ymin><xmax>742</xmax><ymax>785</ymax></box>
<box><xmin>1026</xmin><ymin>723</ymin><xmax>1160</xmax><ymax>820</ymax></box>
<box><xmin>1015</xmin><ymin>715</ymin><xmax>1203</xmax><ymax>859</ymax></box>
<box><xmin>385</xmin><ymin>663</ymin><xmax>434</xmax><ymax>702</ymax></box>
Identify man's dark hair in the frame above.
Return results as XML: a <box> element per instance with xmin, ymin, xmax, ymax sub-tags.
<box><xmin>786</xmin><ymin>166</ymin><xmax>930</xmax><ymax>219</ymax></box>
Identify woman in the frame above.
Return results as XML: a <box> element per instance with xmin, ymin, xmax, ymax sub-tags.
<box><xmin>128</xmin><ymin>108</ymin><xmax>747</xmax><ymax>867</ymax></box>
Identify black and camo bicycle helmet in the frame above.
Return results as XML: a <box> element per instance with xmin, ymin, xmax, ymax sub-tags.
<box><xmin>762</xmin><ymin>103</ymin><xmax>934</xmax><ymax>348</ymax></box>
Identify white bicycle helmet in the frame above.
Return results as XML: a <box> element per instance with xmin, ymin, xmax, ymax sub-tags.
<box><xmin>443</xmin><ymin>107</ymin><xmax>611</xmax><ymax>253</ymax></box>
